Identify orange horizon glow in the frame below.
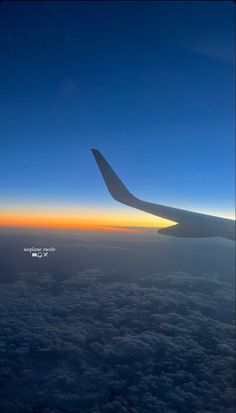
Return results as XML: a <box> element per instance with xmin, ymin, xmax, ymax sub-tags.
<box><xmin>0</xmin><ymin>222</ymin><xmax>141</xmax><ymax>233</ymax></box>
<box><xmin>1</xmin><ymin>204</ymin><xmax>233</xmax><ymax>233</ymax></box>
<box><xmin>0</xmin><ymin>205</ymin><xmax>173</xmax><ymax>233</ymax></box>
<box><xmin>0</xmin><ymin>216</ymin><xmax>144</xmax><ymax>233</ymax></box>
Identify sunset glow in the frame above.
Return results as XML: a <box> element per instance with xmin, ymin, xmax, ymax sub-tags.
<box><xmin>0</xmin><ymin>204</ymin><xmax>175</xmax><ymax>232</ymax></box>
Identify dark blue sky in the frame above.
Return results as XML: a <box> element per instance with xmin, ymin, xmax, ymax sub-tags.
<box><xmin>0</xmin><ymin>1</ymin><xmax>235</xmax><ymax>217</ymax></box>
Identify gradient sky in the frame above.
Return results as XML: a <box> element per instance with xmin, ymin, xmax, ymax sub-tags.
<box><xmin>0</xmin><ymin>1</ymin><xmax>235</xmax><ymax>230</ymax></box>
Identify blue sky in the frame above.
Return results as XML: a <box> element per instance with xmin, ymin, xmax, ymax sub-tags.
<box><xmin>0</xmin><ymin>1</ymin><xmax>235</xmax><ymax>218</ymax></box>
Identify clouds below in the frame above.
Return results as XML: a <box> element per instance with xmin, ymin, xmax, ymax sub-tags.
<box><xmin>0</xmin><ymin>263</ymin><xmax>234</xmax><ymax>413</ymax></box>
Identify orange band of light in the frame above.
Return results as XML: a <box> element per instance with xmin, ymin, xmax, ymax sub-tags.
<box><xmin>0</xmin><ymin>205</ymin><xmax>173</xmax><ymax>232</ymax></box>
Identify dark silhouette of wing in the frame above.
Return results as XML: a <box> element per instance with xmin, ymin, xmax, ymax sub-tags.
<box><xmin>92</xmin><ymin>149</ymin><xmax>235</xmax><ymax>240</ymax></box>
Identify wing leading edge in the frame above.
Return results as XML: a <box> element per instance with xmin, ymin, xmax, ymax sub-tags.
<box><xmin>91</xmin><ymin>149</ymin><xmax>235</xmax><ymax>240</ymax></box>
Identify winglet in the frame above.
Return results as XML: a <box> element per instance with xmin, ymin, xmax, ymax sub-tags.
<box><xmin>91</xmin><ymin>149</ymin><xmax>135</xmax><ymax>204</ymax></box>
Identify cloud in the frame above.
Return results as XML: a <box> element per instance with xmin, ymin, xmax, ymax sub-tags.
<box><xmin>0</xmin><ymin>266</ymin><xmax>234</xmax><ymax>412</ymax></box>
<box><xmin>185</xmin><ymin>37</ymin><xmax>235</xmax><ymax>64</ymax></box>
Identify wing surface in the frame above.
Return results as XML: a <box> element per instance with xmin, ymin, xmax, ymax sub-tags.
<box><xmin>92</xmin><ymin>149</ymin><xmax>235</xmax><ymax>240</ymax></box>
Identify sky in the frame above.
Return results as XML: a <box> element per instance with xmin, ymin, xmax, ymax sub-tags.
<box><xmin>0</xmin><ymin>1</ymin><xmax>235</xmax><ymax>230</ymax></box>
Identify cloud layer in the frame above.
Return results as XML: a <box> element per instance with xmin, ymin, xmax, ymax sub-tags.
<box><xmin>0</xmin><ymin>266</ymin><xmax>234</xmax><ymax>413</ymax></box>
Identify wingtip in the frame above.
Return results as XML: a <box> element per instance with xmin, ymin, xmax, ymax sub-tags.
<box><xmin>91</xmin><ymin>147</ymin><xmax>135</xmax><ymax>204</ymax></box>
<box><xmin>91</xmin><ymin>148</ymin><xmax>103</xmax><ymax>161</ymax></box>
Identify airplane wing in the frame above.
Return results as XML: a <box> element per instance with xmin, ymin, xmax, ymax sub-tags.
<box><xmin>91</xmin><ymin>149</ymin><xmax>235</xmax><ymax>240</ymax></box>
